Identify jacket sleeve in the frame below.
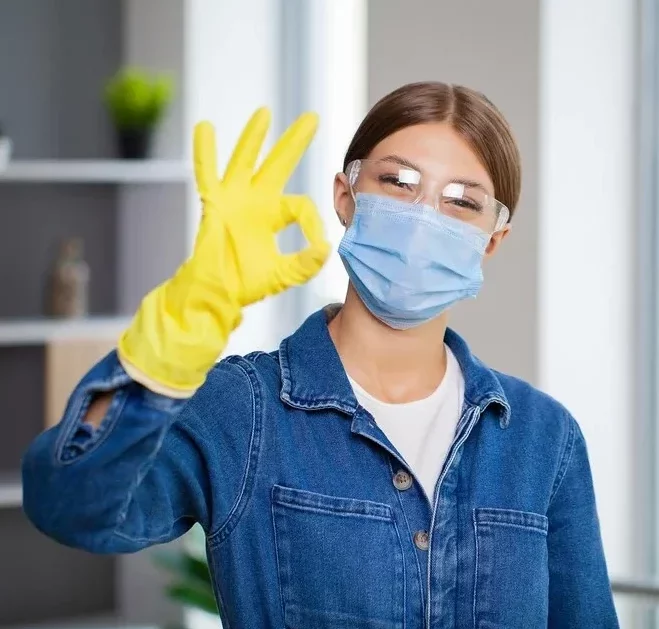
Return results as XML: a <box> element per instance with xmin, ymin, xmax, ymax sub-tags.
<box><xmin>547</xmin><ymin>415</ymin><xmax>620</xmax><ymax>628</ymax></box>
<box><xmin>21</xmin><ymin>349</ymin><xmax>257</xmax><ymax>554</ymax></box>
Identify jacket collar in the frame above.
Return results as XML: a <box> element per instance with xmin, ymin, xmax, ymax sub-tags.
<box><xmin>278</xmin><ymin>305</ymin><xmax>511</xmax><ymax>427</ymax></box>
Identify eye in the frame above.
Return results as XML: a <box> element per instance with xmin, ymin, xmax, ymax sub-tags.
<box><xmin>444</xmin><ymin>196</ymin><xmax>483</xmax><ymax>212</ymax></box>
<box><xmin>378</xmin><ymin>174</ymin><xmax>414</xmax><ymax>192</ymax></box>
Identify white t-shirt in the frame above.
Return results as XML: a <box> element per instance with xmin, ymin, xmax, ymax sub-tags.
<box><xmin>347</xmin><ymin>346</ymin><xmax>465</xmax><ymax>502</ymax></box>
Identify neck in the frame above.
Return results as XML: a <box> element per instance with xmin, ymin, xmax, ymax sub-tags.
<box><xmin>328</xmin><ymin>285</ymin><xmax>448</xmax><ymax>403</ymax></box>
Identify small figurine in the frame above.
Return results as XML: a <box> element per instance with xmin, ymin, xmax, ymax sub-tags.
<box><xmin>47</xmin><ymin>238</ymin><xmax>90</xmax><ymax>318</ymax></box>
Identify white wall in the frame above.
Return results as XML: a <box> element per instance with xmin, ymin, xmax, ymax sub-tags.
<box><xmin>370</xmin><ymin>0</ymin><xmax>641</xmax><ymax>623</ymax></box>
<box><xmin>539</xmin><ymin>0</ymin><xmax>639</xmax><ymax>619</ymax></box>
<box><xmin>302</xmin><ymin>0</ymin><xmax>368</xmax><ymax>311</ymax></box>
<box><xmin>184</xmin><ymin>0</ymin><xmax>284</xmax><ymax>356</ymax></box>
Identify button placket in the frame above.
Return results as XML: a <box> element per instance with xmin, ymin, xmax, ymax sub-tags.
<box><xmin>414</xmin><ymin>530</ymin><xmax>429</xmax><ymax>551</ymax></box>
<box><xmin>393</xmin><ymin>469</ymin><xmax>413</xmax><ymax>491</ymax></box>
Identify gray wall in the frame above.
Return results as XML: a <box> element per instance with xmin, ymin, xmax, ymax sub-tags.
<box><xmin>0</xmin><ymin>0</ymin><xmax>122</xmax><ymax>159</ymax></box>
<box><xmin>0</xmin><ymin>509</ymin><xmax>115</xmax><ymax>626</ymax></box>
<box><xmin>367</xmin><ymin>0</ymin><xmax>540</xmax><ymax>383</ymax></box>
<box><xmin>0</xmin><ymin>1</ymin><xmax>124</xmax><ymax>625</ymax></box>
<box><xmin>0</xmin><ymin>184</ymin><xmax>118</xmax><ymax>317</ymax></box>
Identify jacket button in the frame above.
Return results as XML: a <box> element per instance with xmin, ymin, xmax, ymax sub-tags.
<box><xmin>414</xmin><ymin>530</ymin><xmax>430</xmax><ymax>551</ymax></box>
<box><xmin>393</xmin><ymin>470</ymin><xmax>412</xmax><ymax>491</ymax></box>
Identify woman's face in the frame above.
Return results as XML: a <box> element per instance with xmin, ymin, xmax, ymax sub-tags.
<box><xmin>334</xmin><ymin>122</ymin><xmax>511</xmax><ymax>256</ymax></box>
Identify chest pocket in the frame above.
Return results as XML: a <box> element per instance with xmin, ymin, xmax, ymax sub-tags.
<box><xmin>473</xmin><ymin>508</ymin><xmax>549</xmax><ymax>629</ymax></box>
<box><xmin>271</xmin><ymin>484</ymin><xmax>405</xmax><ymax>629</ymax></box>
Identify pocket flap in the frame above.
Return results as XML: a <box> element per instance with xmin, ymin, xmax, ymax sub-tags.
<box><xmin>474</xmin><ymin>508</ymin><xmax>548</xmax><ymax>534</ymax></box>
<box><xmin>272</xmin><ymin>484</ymin><xmax>393</xmax><ymax>520</ymax></box>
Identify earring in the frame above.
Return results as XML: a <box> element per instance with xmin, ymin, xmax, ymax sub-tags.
<box><xmin>341</xmin><ymin>218</ymin><xmax>347</xmax><ymax>226</ymax></box>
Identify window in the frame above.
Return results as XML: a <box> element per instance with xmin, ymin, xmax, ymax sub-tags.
<box><xmin>279</xmin><ymin>0</ymin><xmax>368</xmax><ymax>314</ymax></box>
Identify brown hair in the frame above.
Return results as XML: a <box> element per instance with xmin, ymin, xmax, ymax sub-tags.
<box><xmin>343</xmin><ymin>81</ymin><xmax>522</xmax><ymax>217</ymax></box>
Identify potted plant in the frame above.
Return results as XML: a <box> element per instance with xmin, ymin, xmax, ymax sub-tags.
<box><xmin>155</xmin><ymin>525</ymin><xmax>222</xmax><ymax>629</ymax></box>
<box><xmin>103</xmin><ymin>67</ymin><xmax>174</xmax><ymax>159</ymax></box>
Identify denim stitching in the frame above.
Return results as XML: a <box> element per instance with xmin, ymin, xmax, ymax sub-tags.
<box><xmin>463</xmin><ymin>394</ymin><xmax>510</xmax><ymax>428</ymax></box>
<box><xmin>271</xmin><ymin>489</ymin><xmax>288</xmax><ymax>625</ymax></box>
<box><xmin>388</xmin><ymin>457</ymin><xmax>426</xmax><ymax>617</ymax></box>
<box><xmin>476</xmin><ymin>521</ymin><xmax>548</xmax><ymax>535</ymax></box>
<box><xmin>475</xmin><ymin>507</ymin><xmax>548</xmax><ymax>530</ymax></box>
<box><xmin>381</xmin><ymin>518</ymin><xmax>407</xmax><ymax>629</ymax></box>
<box><xmin>208</xmin><ymin>356</ymin><xmax>264</xmax><ymax>545</ymax></box>
<box><xmin>388</xmin><ymin>494</ymin><xmax>407</xmax><ymax>628</ymax></box>
<box><xmin>548</xmin><ymin>413</ymin><xmax>577</xmax><ymax>506</ymax></box>
<box><xmin>278</xmin><ymin>338</ymin><xmax>357</xmax><ymax>413</ymax></box>
<box><xmin>270</xmin><ymin>500</ymin><xmax>393</xmax><ymax>522</ymax></box>
<box><xmin>272</xmin><ymin>485</ymin><xmax>394</xmax><ymax>521</ymax></box>
<box><xmin>472</xmin><ymin>509</ymin><xmax>479</xmax><ymax>629</ymax></box>
<box><xmin>205</xmin><ymin>542</ymin><xmax>230</xmax><ymax>627</ymax></box>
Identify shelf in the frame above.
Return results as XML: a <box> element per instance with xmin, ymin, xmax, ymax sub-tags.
<box><xmin>0</xmin><ymin>472</ymin><xmax>21</xmax><ymax>509</ymax></box>
<box><xmin>0</xmin><ymin>615</ymin><xmax>159</xmax><ymax>629</ymax></box>
<box><xmin>0</xmin><ymin>317</ymin><xmax>131</xmax><ymax>346</ymax></box>
<box><xmin>0</xmin><ymin>160</ymin><xmax>193</xmax><ymax>184</ymax></box>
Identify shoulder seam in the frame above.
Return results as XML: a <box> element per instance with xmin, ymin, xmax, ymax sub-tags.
<box><xmin>207</xmin><ymin>356</ymin><xmax>264</xmax><ymax>545</ymax></box>
<box><xmin>548</xmin><ymin>412</ymin><xmax>577</xmax><ymax>507</ymax></box>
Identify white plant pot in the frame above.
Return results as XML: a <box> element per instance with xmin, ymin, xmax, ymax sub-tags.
<box><xmin>184</xmin><ymin>606</ymin><xmax>222</xmax><ymax>629</ymax></box>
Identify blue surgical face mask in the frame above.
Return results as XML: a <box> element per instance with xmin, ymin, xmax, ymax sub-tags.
<box><xmin>338</xmin><ymin>192</ymin><xmax>491</xmax><ymax>329</ymax></box>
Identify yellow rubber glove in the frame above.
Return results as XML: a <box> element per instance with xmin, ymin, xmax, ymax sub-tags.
<box><xmin>117</xmin><ymin>108</ymin><xmax>331</xmax><ymax>397</ymax></box>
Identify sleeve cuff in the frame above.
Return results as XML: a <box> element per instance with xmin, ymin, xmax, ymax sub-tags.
<box><xmin>55</xmin><ymin>350</ymin><xmax>186</xmax><ymax>462</ymax></box>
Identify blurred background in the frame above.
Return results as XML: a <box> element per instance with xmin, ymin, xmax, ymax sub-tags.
<box><xmin>0</xmin><ymin>0</ymin><xmax>654</xmax><ymax>627</ymax></box>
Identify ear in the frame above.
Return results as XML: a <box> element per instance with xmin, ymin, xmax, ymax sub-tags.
<box><xmin>334</xmin><ymin>172</ymin><xmax>354</xmax><ymax>227</ymax></box>
<box><xmin>484</xmin><ymin>224</ymin><xmax>511</xmax><ymax>258</ymax></box>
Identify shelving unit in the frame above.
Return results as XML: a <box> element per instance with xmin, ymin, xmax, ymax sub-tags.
<box><xmin>0</xmin><ymin>472</ymin><xmax>22</xmax><ymax>509</ymax></box>
<box><xmin>0</xmin><ymin>1</ymin><xmax>197</xmax><ymax>626</ymax></box>
<box><xmin>0</xmin><ymin>160</ymin><xmax>192</xmax><ymax>184</ymax></box>
<box><xmin>1</xmin><ymin>615</ymin><xmax>153</xmax><ymax>629</ymax></box>
<box><xmin>0</xmin><ymin>0</ymin><xmax>283</xmax><ymax>627</ymax></box>
<box><xmin>0</xmin><ymin>317</ymin><xmax>132</xmax><ymax>346</ymax></box>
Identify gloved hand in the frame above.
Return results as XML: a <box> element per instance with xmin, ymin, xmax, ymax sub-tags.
<box><xmin>117</xmin><ymin>108</ymin><xmax>330</xmax><ymax>397</ymax></box>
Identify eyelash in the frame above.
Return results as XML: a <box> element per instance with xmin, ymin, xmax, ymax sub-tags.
<box><xmin>378</xmin><ymin>174</ymin><xmax>415</xmax><ymax>191</ymax></box>
<box><xmin>445</xmin><ymin>197</ymin><xmax>483</xmax><ymax>212</ymax></box>
<box><xmin>375</xmin><ymin>173</ymin><xmax>485</xmax><ymax>212</ymax></box>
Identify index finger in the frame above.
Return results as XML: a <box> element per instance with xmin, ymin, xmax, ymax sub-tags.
<box><xmin>272</xmin><ymin>195</ymin><xmax>330</xmax><ymax>288</ymax></box>
<box><xmin>252</xmin><ymin>112</ymin><xmax>319</xmax><ymax>190</ymax></box>
<box><xmin>193</xmin><ymin>121</ymin><xmax>218</xmax><ymax>199</ymax></box>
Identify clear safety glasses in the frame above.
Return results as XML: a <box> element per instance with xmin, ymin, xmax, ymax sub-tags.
<box><xmin>346</xmin><ymin>159</ymin><xmax>510</xmax><ymax>234</ymax></box>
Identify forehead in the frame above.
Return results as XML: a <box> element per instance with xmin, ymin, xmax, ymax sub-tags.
<box><xmin>367</xmin><ymin>123</ymin><xmax>494</xmax><ymax>191</ymax></box>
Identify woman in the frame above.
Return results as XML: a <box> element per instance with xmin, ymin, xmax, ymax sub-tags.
<box><xmin>22</xmin><ymin>82</ymin><xmax>618</xmax><ymax>628</ymax></box>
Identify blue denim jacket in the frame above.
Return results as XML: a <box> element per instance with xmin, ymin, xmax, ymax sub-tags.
<box><xmin>22</xmin><ymin>307</ymin><xmax>618</xmax><ymax>629</ymax></box>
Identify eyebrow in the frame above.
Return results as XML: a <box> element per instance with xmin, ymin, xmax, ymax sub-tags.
<box><xmin>380</xmin><ymin>154</ymin><xmax>423</xmax><ymax>171</ymax></box>
<box><xmin>379</xmin><ymin>154</ymin><xmax>490</xmax><ymax>194</ymax></box>
<box><xmin>449</xmin><ymin>177</ymin><xmax>489</xmax><ymax>194</ymax></box>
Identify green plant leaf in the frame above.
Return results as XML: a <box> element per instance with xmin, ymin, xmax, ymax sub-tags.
<box><xmin>103</xmin><ymin>66</ymin><xmax>174</xmax><ymax>130</ymax></box>
<box><xmin>154</xmin><ymin>550</ymin><xmax>212</xmax><ymax>586</ymax></box>
<box><xmin>166</xmin><ymin>583</ymin><xmax>219</xmax><ymax>615</ymax></box>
